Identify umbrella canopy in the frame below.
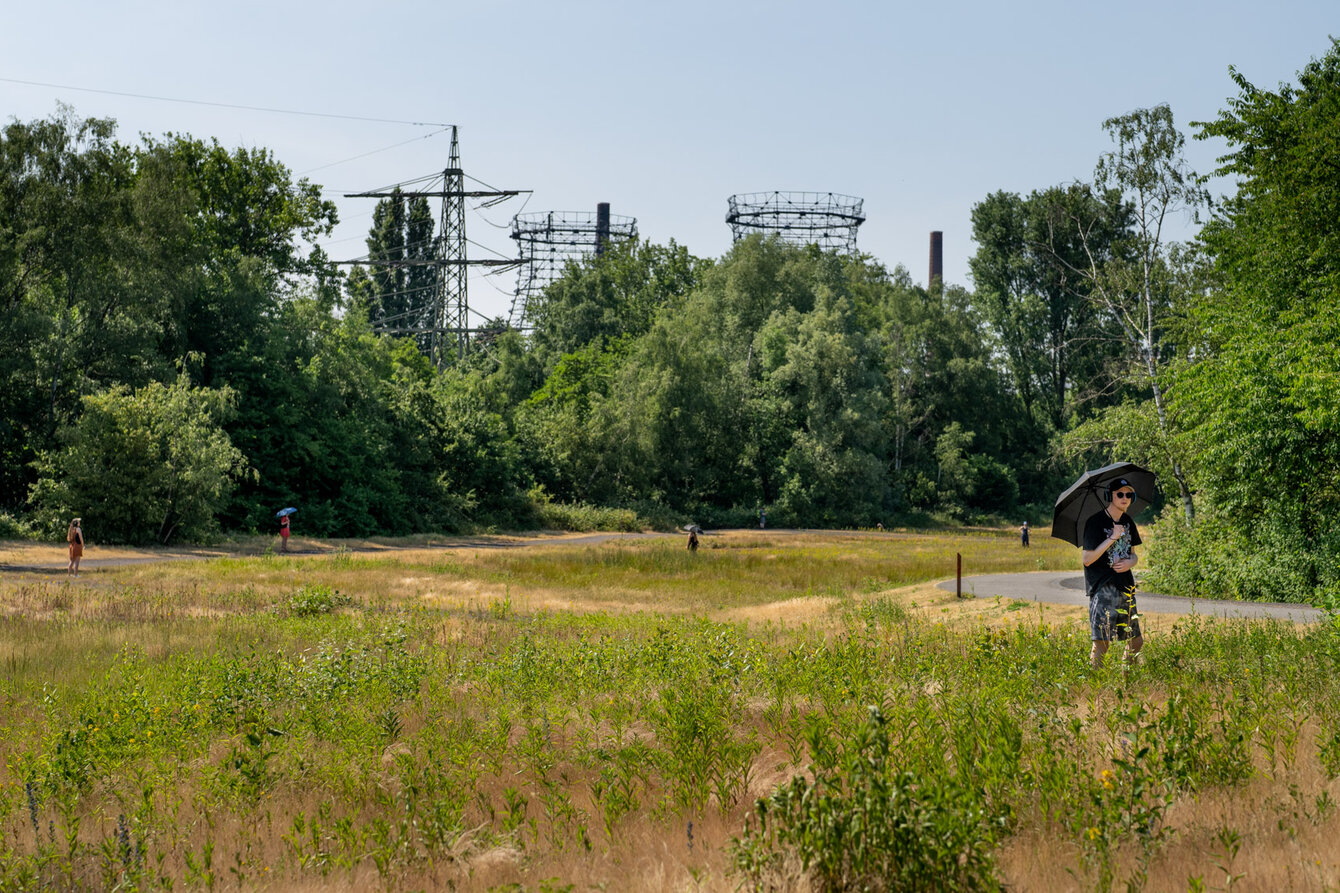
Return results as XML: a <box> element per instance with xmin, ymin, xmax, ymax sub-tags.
<box><xmin>683</xmin><ymin>524</ymin><xmax>703</xmax><ymax>534</ymax></box>
<box><xmin>275</xmin><ymin>507</ymin><xmax>297</xmax><ymax>518</ymax></box>
<box><xmin>1051</xmin><ymin>462</ymin><xmax>1156</xmax><ymax>547</ymax></box>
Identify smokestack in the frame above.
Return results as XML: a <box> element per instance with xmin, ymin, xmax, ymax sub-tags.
<box><xmin>595</xmin><ymin>202</ymin><xmax>611</xmax><ymax>256</ymax></box>
<box><xmin>928</xmin><ymin>231</ymin><xmax>943</xmax><ymax>288</ymax></box>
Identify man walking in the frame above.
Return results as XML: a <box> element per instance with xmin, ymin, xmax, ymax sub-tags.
<box><xmin>1081</xmin><ymin>478</ymin><xmax>1142</xmax><ymax>669</ymax></box>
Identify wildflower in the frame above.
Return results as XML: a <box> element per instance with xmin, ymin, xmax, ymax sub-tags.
<box><xmin>1087</xmin><ymin>826</ymin><xmax>1101</xmax><ymax>840</ymax></box>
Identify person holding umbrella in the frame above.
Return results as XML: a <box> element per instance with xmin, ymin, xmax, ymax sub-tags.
<box><xmin>1053</xmin><ymin>463</ymin><xmax>1155</xmax><ymax>670</ymax></box>
<box><xmin>276</xmin><ymin>507</ymin><xmax>296</xmax><ymax>553</ymax></box>
<box><xmin>1081</xmin><ymin>477</ymin><xmax>1143</xmax><ymax>669</ymax></box>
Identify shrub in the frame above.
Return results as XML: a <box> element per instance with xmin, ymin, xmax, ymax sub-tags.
<box><xmin>733</xmin><ymin>706</ymin><xmax>1001</xmax><ymax>892</ymax></box>
<box><xmin>30</xmin><ymin>377</ymin><xmax>248</xmax><ymax>544</ymax></box>
<box><xmin>1144</xmin><ymin>503</ymin><xmax>1340</xmax><ymax>604</ymax></box>
<box><xmin>0</xmin><ymin>511</ymin><xmax>37</xmax><ymax>540</ymax></box>
<box><xmin>286</xmin><ymin>584</ymin><xmax>352</xmax><ymax>617</ymax></box>
<box><xmin>525</xmin><ymin>488</ymin><xmax>643</xmax><ymax>532</ymax></box>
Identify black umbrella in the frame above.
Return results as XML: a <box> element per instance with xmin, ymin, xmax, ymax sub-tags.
<box><xmin>1051</xmin><ymin>462</ymin><xmax>1157</xmax><ymax>547</ymax></box>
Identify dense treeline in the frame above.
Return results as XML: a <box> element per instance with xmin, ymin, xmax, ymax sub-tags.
<box><xmin>3</xmin><ymin>41</ymin><xmax>1339</xmax><ymax>603</ymax></box>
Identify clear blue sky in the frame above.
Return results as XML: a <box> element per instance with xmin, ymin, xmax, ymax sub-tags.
<box><xmin>3</xmin><ymin>1</ymin><xmax>1336</xmax><ymax>322</ymax></box>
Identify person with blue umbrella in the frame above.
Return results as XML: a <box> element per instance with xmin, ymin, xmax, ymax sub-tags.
<box><xmin>276</xmin><ymin>507</ymin><xmax>296</xmax><ymax>553</ymax></box>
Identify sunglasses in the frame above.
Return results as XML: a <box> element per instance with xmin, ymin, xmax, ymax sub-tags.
<box><xmin>1112</xmin><ymin>490</ymin><xmax>1136</xmax><ymax>500</ymax></box>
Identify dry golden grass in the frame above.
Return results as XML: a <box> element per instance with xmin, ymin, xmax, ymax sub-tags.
<box><xmin>3</xmin><ymin>527</ymin><xmax>1336</xmax><ymax>891</ymax></box>
<box><xmin>998</xmin><ymin>742</ymin><xmax>1340</xmax><ymax>892</ymax></box>
<box><xmin>27</xmin><ymin>526</ymin><xmax>1075</xmax><ymax>621</ymax></box>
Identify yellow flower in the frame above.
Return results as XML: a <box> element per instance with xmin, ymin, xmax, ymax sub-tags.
<box><xmin>1087</xmin><ymin>826</ymin><xmax>1101</xmax><ymax>840</ymax></box>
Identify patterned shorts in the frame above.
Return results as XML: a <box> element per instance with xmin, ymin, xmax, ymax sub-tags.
<box><xmin>1089</xmin><ymin>581</ymin><xmax>1141</xmax><ymax>642</ymax></box>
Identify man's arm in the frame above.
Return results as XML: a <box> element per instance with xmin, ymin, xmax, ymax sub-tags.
<box><xmin>1082</xmin><ymin>523</ymin><xmax>1126</xmax><ymax>567</ymax></box>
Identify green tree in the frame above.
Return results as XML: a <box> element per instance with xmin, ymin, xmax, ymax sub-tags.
<box><xmin>31</xmin><ymin>376</ymin><xmax>248</xmax><ymax>543</ymax></box>
<box><xmin>1069</xmin><ymin>105</ymin><xmax>1207</xmax><ymax>521</ymax></box>
<box><xmin>388</xmin><ymin>349</ymin><xmax>530</xmax><ymax>531</ymax></box>
<box><xmin>525</xmin><ymin>238</ymin><xmax>1024</xmax><ymax>525</ymax></box>
<box><xmin>1151</xmin><ymin>41</ymin><xmax>1340</xmax><ymax>601</ymax></box>
<box><xmin>767</xmin><ymin>305</ymin><xmax>891</xmax><ymax>525</ymax></box>
<box><xmin>367</xmin><ymin>188</ymin><xmax>406</xmax><ymax>325</ymax></box>
<box><xmin>0</xmin><ymin>111</ymin><xmax>195</xmax><ymax>511</ymax></box>
<box><xmin>137</xmin><ymin>131</ymin><xmax>340</xmax><ymax>387</ymax></box>
<box><xmin>866</xmin><ymin>270</ymin><xmax>1024</xmax><ymax>513</ymax></box>
<box><xmin>970</xmin><ymin>186</ymin><xmax>1130</xmax><ymax>432</ymax></box>
<box><xmin>362</xmin><ymin>189</ymin><xmax>437</xmax><ymax>347</ymax></box>
<box><xmin>527</xmin><ymin>237</ymin><xmax>705</xmax><ymax>368</ymax></box>
<box><xmin>215</xmin><ymin>296</ymin><xmax>407</xmax><ymax>537</ymax></box>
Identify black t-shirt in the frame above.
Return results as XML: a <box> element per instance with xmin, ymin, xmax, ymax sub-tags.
<box><xmin>1082</xmin><ymin>509</ymin><xmax>1141</xmax><ymax>595</ymax></box>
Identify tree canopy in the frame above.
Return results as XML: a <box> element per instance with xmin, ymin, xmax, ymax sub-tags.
<box><xmin>1145</xmin><ymin>39</ymin><xmax>1340</xmax><ymax>602</ymax></box>
<box><xmin>5</xmin><ymin>41</ymin><xmax>1339</xmax><ymax>609</ymax></box>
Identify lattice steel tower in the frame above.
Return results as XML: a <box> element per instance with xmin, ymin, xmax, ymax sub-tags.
<box><xmin>344</xmin><ymin>126</ymin><xmax>523</xmax><ymax>364</ymax></box>
<box><xmin>508</xmin><ymin>203</ymin><xmax>637</xmax><ymax>328</ymax></box>
<box><xmin>725</xmin><ymin>191</ymin><xmax>866</xmax><ymax>254</ymax></box>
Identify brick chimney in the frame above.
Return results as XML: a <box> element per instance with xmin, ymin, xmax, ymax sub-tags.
<box><xmin>929</xmin><ymin>231</ymin><xmax>943</xmax><ymax>288</ymax></box>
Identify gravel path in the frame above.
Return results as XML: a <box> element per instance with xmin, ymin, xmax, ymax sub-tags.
<box><xmin>938</xmin><ymin>571</ymin><xmax>1323</xmax><ymax>623</ymax></box>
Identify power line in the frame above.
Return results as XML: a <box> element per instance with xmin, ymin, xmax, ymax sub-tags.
<box><xmin>0</xmin><ymin>75</ymin><xmax>450</xmax><ymax>127</ymax></box>
<box><xmin>298</xmin><ymin>127</ymin><xmax>451</xmax><ymax>175</ymax></box>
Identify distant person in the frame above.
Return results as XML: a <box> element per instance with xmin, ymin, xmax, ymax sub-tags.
<box><xmin>66</xmin><ymin>518</ymin><xmax>84</xmax><ymax>577</ymax></box>
<box><xmin>279</xmin><ymin>512</ymin><xmax>291</xmax><ymax>553</ymax></box>
<box><xmin>1020</xmin><ymin>521</ymin><xmax>1030</xmax><ymax>548</ymax></box>
<box><xmin>876</xmin><ymin>522</ymin><xmax>884</xmax><ymax>532</ymax></box>
<box><xmin>759</xmin><ymin>508</ymin><xmax>766</xmax><ymax>530</ymax></box>
<box><xmin>687</xmin><ymin>529</ymin><xmax>699</xmax><ymax>552</ymax></box>
<box><xmin>1082</xmin><ymin>479</ymin><xmax>1143</xmax><ymax>669</ymax></box>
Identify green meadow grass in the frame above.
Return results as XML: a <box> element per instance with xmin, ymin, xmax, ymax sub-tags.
<box><xmin>2</xmin><ymin>531</ymin><xmax>1338</xmax><ymax>891</ymax></box>
<box><xmin>103</xmin><ymin>528</ymin><xmax>1075</xmax><ymax>614</ymax></box>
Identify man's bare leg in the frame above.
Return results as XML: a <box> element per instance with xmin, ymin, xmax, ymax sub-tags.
<box><xmin>1123</xmin><ymin>635</ymin><xmax>1144</xmax><ymax>666</ymax></box>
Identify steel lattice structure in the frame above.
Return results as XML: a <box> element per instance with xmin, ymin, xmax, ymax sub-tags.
<box><xmin>341</xmin><ymin>127</ymin><xmax>525</xmax><ymax>364</ymax></box>
<box><xmin>725</xmin><ymin>191</ymin><xmax>866</xmax><ymax>254</ymax></box>
<box><xmin>508</xmin><ymin>205</ymin><xmax>637</xmax><ymax>328</ymax></box>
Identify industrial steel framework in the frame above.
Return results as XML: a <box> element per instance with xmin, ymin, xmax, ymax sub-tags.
<box><xmin>341</xmin><ymin>126</ymin><xmax>525</xmax><ymax>364</ymax></box>
<box><xmin>725</xmin><ymin>191</ymin><xmax>866</xmax><ymax>254</ymax></box>
<box><xmin>508</xmin><ymin>204</ymin><xmax>637</xmax><ymax>328</ymax></box>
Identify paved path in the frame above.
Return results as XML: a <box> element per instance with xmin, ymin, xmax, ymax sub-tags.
<box><xmin>938</xmin><ymin>571</ymin><xmax>1323</xmax><ymax>623</ymax></box>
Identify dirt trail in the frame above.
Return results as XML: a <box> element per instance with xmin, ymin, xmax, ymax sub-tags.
<box><xmin>0</xmin><ymin>530</ymin><xmax>675</xmax><ymax>578</ymax></box>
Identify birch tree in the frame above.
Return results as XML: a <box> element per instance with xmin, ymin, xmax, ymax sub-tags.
<box><xmin>1072</xmin><ymin>105</ymin><xmax>1207</xmax><ymax>521</ymax></box>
